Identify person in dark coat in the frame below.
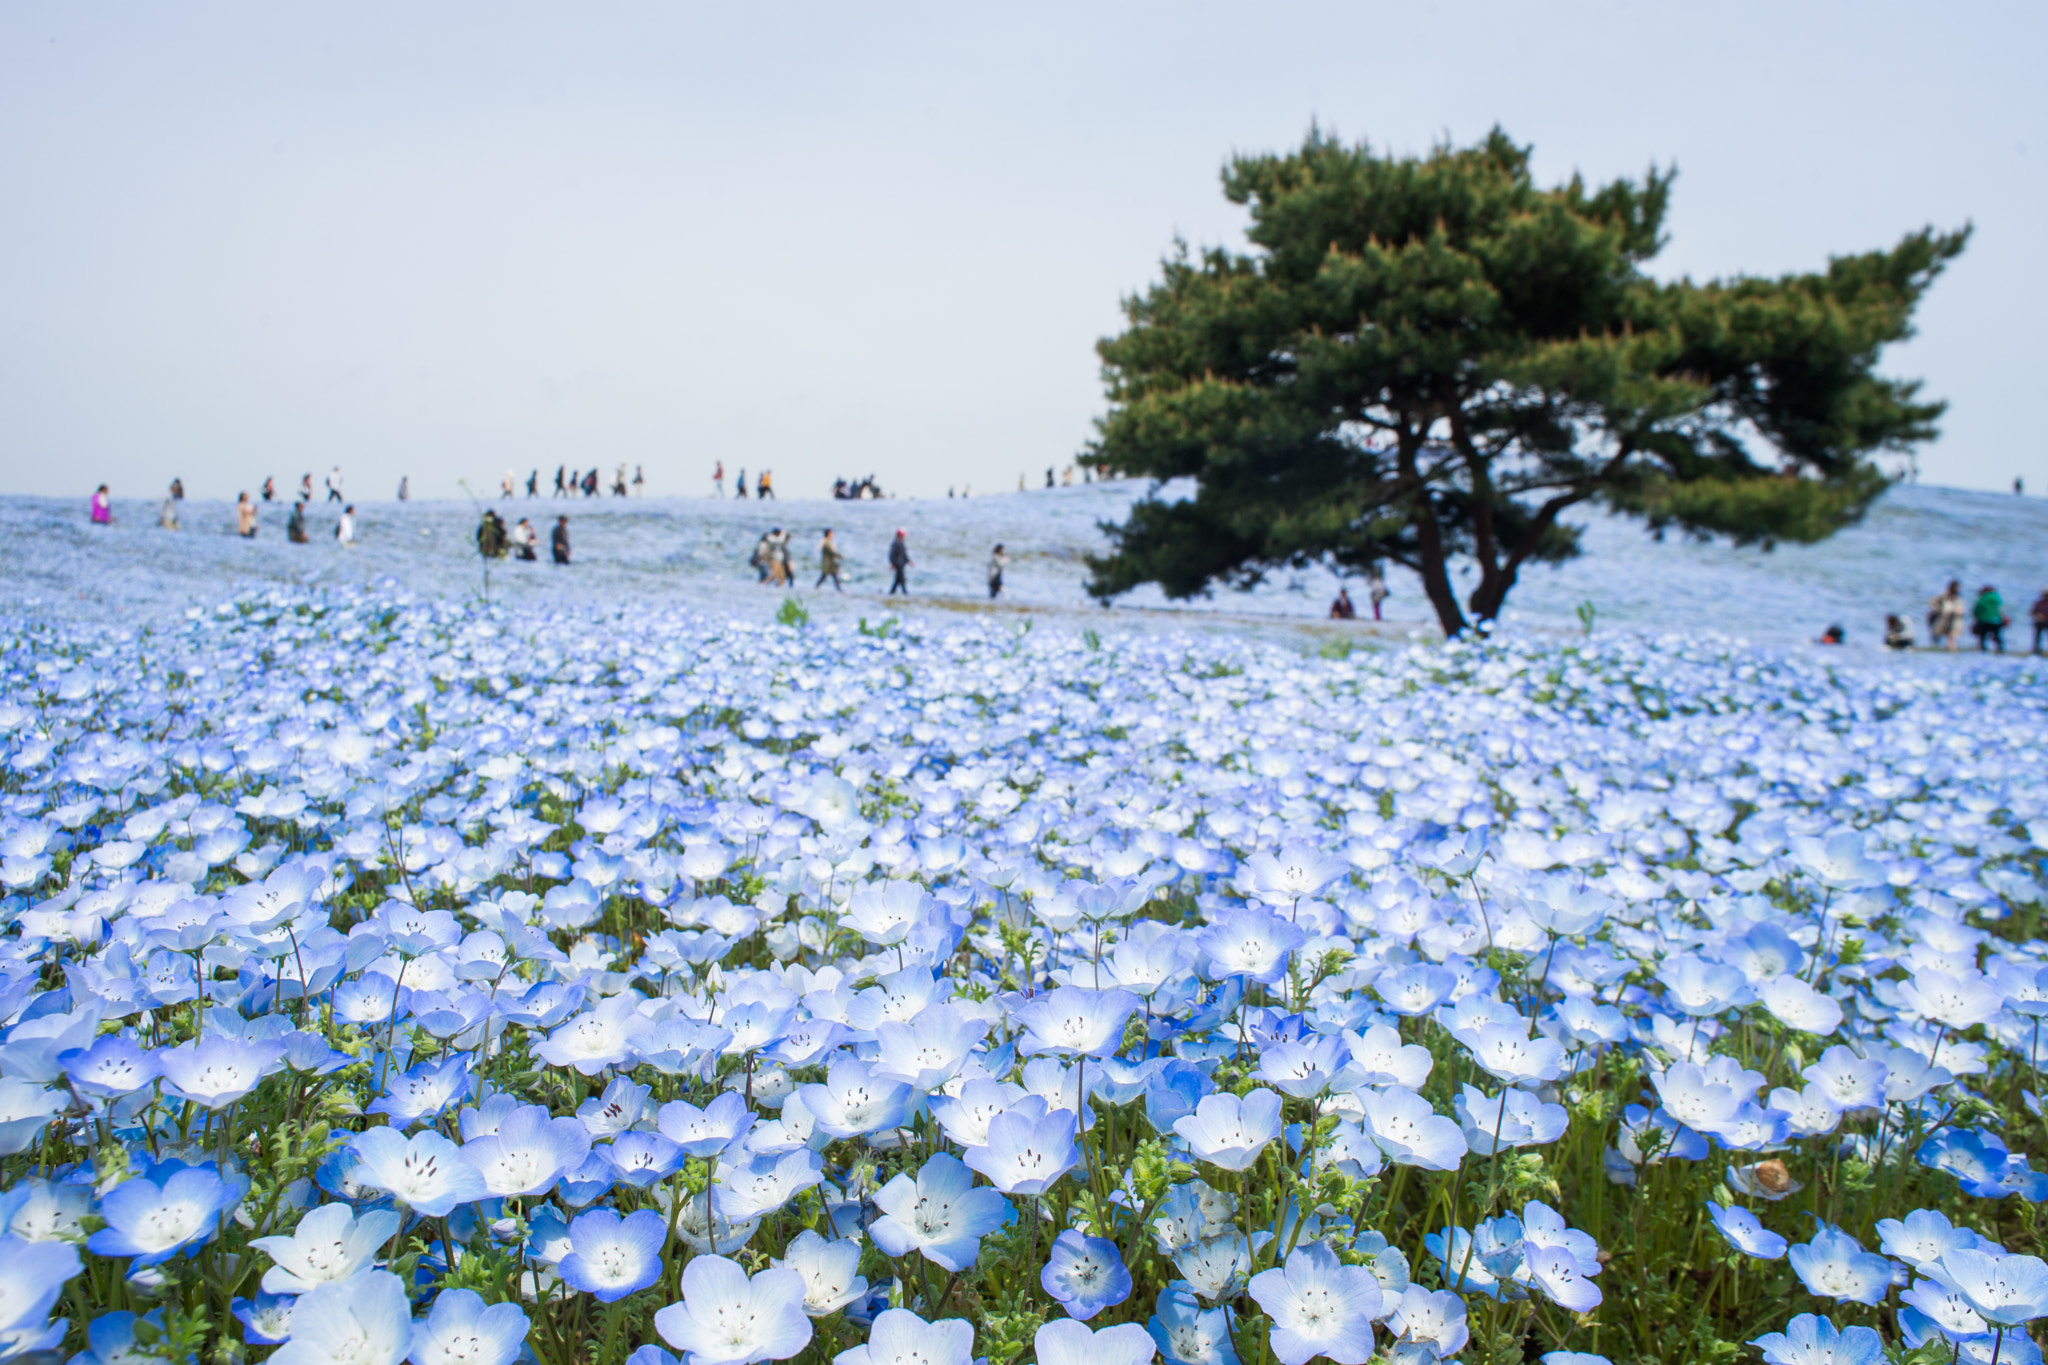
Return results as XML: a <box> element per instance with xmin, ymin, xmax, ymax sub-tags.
<box><xmin>888</xmin><ymin>530</ymin><xmax>911</xmax><ymax>595</ymax></box>
<box><xmin>552</xmin><ymin>516</ymin><xmax>571</xmax><ymax>565</ymax></box>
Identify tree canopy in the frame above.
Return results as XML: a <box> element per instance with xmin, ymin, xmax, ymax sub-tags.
<box><xmin>1084</xmin><ymin>127</ymin><xmax>1967</xmax><ymax>635</ymax></box>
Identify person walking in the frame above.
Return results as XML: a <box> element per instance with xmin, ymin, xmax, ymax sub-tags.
<box><xmin>553</xmin><ymin>465</ymin><xmax>567</xmax><ymax>497</ymax></box>
<box><xmin>987</xmin><ymin>543</ymin><xmax>1008</xmax><ymax>600</ymax></box>
<box><xmin>887</xmin><ymin>529</ymin><xmax>911</xmax><ymax>595</ymax></box>
<box><xmin>551</xmin><ymin>515</ymin><xmax>571</xmax><ymax>565</ymax></box>
<box><xmin>336</xmin><ymin>504</ymin><xmax>356</xmax><ymax>548</ymax></box>
<box><xmin>261</xmin><ymin>476</ymin><xmax>276</xmax><ymax>503</ymax></box>
<box><xmin>816</xmin><ymin>528</ymin><xmax>844</xmax><ymax>591</ymax></box>
<box><xmin>758</xmin><ymin>469</ymin><xmax>775</xmax><ymax>500</ymax></box>
<box><xmin>89</xmin><ymin>484</ymin><xmax>113</xmax><ymax>525</ymax></box>
<box><xmin>1365</xmin><ymin>567</ymin><xmax>1388</xmax><ymax>621</ymax></box>
<box><xmin>2030</xmin><ymin>588</ymin><xmax>2048</xmax><ymax>654</ymax></box>
<box><xmin>1927</xmin><ymin>580</ymin><xmax>1966</xmax><ymax>651</ymax></box>
<box><xmin>1972</xmin><ymin>584</ymin><xmax>2007</xmax><ymax>653</ymax></box>
<box><xmin>326</xmin><ymin>466</ymin><xmax>343</xmax><ymax>502</ymax></box>
<box><xmin>476</xmin><ymin>509</ymin><xmax>508</xmax><ymax>559</ymax></box>
<box><xmin>502</xmin><ymin>470</ymin><xmax>516</xmax><ymax>498</ymax></box>
<box><xmin>287</xmin><ymin>499</ymin><xmax>308</xmax><ymax>544</ymax></box>
<box><xmin>510</xmin><ymin>517</ymin><xmax>537</xmax><ymax>560</ymax></box>
<box><xmin>613</xmin><ymin>463</ymin><xmax>628</xmax><ymax>497</ymax></box>
<box><xmin>397</xmin><ymin>476</ymin><xmax>410</xmax><ymax>501</ymax></box>
<box><xmin>526</xmin><ymin>470</ymin><xmax>539</xmax><ymax>497</ymax></box>
<box><xmin>772</xmin><ymin>528</ymin><xmax>793</xmax><ymax>587</ymax></box>
<box><xmin>632</xmin><ymin>465</ymin><xmax>645</xmax><ymax>497</ymax></box>
<box><xmin>750</xmin><ymin>531</ymin><xmax>774</xmax><ymax>583</ymax></box>
<box><xmin>170</xmin><ymin>477</ymin><xmax>185</xmax><ymax>501</ymax></box>
<box><xmin>713</xmin><ymin>460</ymin><xmax>725</xmax><ymax>497</ymax></box>
<box><xmin>736</xmin><ymin>469</ymin><xmax>749</xmax><ymax>499</ymax></box>
<box><xmin>236</xmin><ymin>492</ymin><xmax>257</xmax><ymax>537</ymax></box>
<box><xmin>158</xmin><ymin>489</ymin><xmax>179</xmax><ymax>530</ymax></box>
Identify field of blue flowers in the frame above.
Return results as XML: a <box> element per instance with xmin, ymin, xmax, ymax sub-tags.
<box><xmin>3</xmin><ymin>583</ymin><xmax>2047</xmax><ymax>1365</ymax></box>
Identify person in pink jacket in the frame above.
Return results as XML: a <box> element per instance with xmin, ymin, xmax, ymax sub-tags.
<box><xmin>90</xmin><ymin>484</ymin><xmax>111</xmax><ymax>525</ymax></box>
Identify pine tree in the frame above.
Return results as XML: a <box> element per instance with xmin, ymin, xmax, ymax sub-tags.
<box><xmin>1086</xmin><ymin>128</ymin><xmax>1966</xmax><ymax>636</ymax></box>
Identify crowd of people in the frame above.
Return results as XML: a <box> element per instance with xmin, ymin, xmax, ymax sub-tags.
<box><xmin>476</xmin><ymin>510</ymin><xmax>572</xmax><ymax>564</ymax></box>
<box><xmin>735</xmin><ymin>526</ymin><xmax>1013</xmax><ymax>600</ymax></box>
<box><xmin>541</xmin><ymin>465</ymin><xmax>643</xmax><ymax>498</ymax></box>
<box><xmin>1907</xmin><ymin>580</ymin><xmax>2048</xmax><ymax>653</ymax></box>
<box><xmin>82</xmin><ymin>478</ymin><xmax>2048</xmax><ymax>643</ymax></box>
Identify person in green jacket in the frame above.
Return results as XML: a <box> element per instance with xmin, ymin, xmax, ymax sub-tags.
<box><xmin>1972</xmin><ymin>585</ymin><xmax>2007</xmax><ymax>653</ymax></box>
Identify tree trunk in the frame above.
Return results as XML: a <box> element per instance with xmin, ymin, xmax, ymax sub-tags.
<box><xmin>1409</xmin><ymin>494</ymin><xmax>1470</xmax><ymax>637</ymax></box>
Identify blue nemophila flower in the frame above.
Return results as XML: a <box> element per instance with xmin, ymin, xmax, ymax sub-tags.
<box><xmin>659</xmin><ymin>1091</ymin><xmax>756</xmax><ymax>1157</ymax></box>
<box><xmin>73</xmin><ymin>1310</ymin><xmax>169</xmax><ymax>1365</ymax></box>
<box><xmin>60</xmin><ymin>1035</ymin><xmax>160</xmax><ymax>1098</ymax></box>
<box><xmin>1360</xmin><ymin>1086</ymin><xmax>1467</xmax><ymax>1171</ymax></box>
<box><xmin>1033</xmin><ymin>1318</ymin><xmax>1158</xmax><ymax>1365</ymax></box>
<box><xmin>577</xmin><ymin>1076</ymin><xmax>654</xmax><ymax>1137</ymax></box>
<box><xmin>535</xmin><ymin>993</ymin><xmax>657</xmax><ymax>1075</ymax></box>
<box><xmin>1875</xmin><ymin>1208</ymin><xmax>1991</xmax><ymax>1273</ymax></box>
<box><xmin>1247</xmin><ymin>1241</ymin><xmax>1384</xmax><ymax>1365</ymax></box>
<box><xmin>1174</xmin><ymin>1233</ymin><xmax>1253</xmax><ymax>1305</ymax></box>
<box><xmin>716</xmin><ymin>1148</ymin><xmax>825</xmax><ymax>1221</ymax></box>
<box><xmin>251</xmin><ymin>1202</ymin><xmax>401</xmax><ymax>1293</ymax></box>
<box><xmin>558</xmin><ymin>1207</ymin><xmax>667</xmax><ymax>1302</ymax></box>
<box><xmin>775</xmin><ymin>1228</ymin><xmax>869</xmax><ymax>1317</ymax></box>
<box><xmin>1383</xmin><ymin>1285</ymin><xmax>1468</xmax><ymax>1359</ymax></box>
<box><xmin>1754</xmin><ymin>975</ymin><xmax>1844</xmax><ymax>1037</ymax></box>
<box><xmin>1250</xmin><ymin>1034</ymin><xmax>1348</xmax><ymax>1099</ymax></box>
<box><xmin>1747</xmin><ymin>1314</ymin><xmax>1884</xmax><ymax>1365</ymax></box>
<box><xmin>1172</xmin><ymin>1090</ymin><xmax>1281</xmax><ymax>1171</ymax></box>
<box><xmin>1014</xmin><ymin>986</ymin><xmax>1143</xmax><ymax>1059</ymax></box>
<box><xmin>870</xmin><ymin>1152</ymin><xmax>1008</xmax><ymax>1271</ymax></box>
<box><xmin>873</xmin><ymin>1003</ymin><xmax>988</xmax><ymax>1090</ymax></box>
<box><xmin>156</xmin><ymin>1035</ymin><xmax>285</xmax><ymax>1108</ymax></box>
<box><xmin>605</xmin><ymin>1132</ymin><xmax>686</xmax><ymax>1188</ymax></box>
<box><xmin>1197</xmin><ymin>908</ymin><xmax>1305</xmax><ymax>984</ymax></box>
<box><xmin>407</xmin><ymin>1287</ymin><xmax>530</xmax><ymax>1365</ymax></box>
<box><xmin>1706</xmin><ymin>1202</ymin><xmax>1788</xmax><ymax>1260</ymax></box>
<box><xmin>366</xmin><ymin>1054</ymin><xmax>472</xmax><ymax>1128</ymax></box>
<box><xmin>1244</xmin><ymin>843</ymin><xmax>1349</xmax><ymax>906</ymax></box>
<box><xmin>0</xmin><ymin>1232</ymin><xmax>81</xmax><ymax>1350</ymax></box>
<box><xmin>88</xmin><ymin>1164</ymin><xmax>244</xmax><ymax>1266</ymax></box>
<box><xmin>1462</xmin><ymin>1023</ymin><xmax>1566</xmax><ymax>1087</ymax></box>
<box><xmin>267</xmin><ymin>1268</ymin><xmax>412</xmax><ymax>1365</ymax></box>
<box><xmin>1520</xmin><ymin>1202</ymin><xmax>1603</xmax><ymax>1312</ymax></box>
<box><xmin>963</xmin><ymin>1101</ymin><xmax>1080</xmax><ymax>1195</ymax></box>
<box><xmin>1801</xmin><ymin>1045</ymin><xmax>1886</xmax><ymax>1109</ymax></box>
<box><xmin>232</xmin><ymin>1294</ymin><xmax>296</xmax><ymax>1346</ymax></box>
<box><xmin>463</xmin><ymin>1102</ymin><xmax>593</xmax><ymax>1198</ymax></box>
<box><xmin>834</xmin><ymin>1308</ymin><xmax>975</xmax><ymax>1365</ymax></box>
<box><xmin>1656</xmin><ymin>958</ymin><xmax>1754</xmax><ymax>1018</ymax></box>
<box><xmin>1147</xmin><ymin>1284</ymin><xmax>1238</xmax><ymax>1365</ymax></box>
<box><xmin>1454</xmin><ymin>1083</ymin><xmax>1567</xmax><ymax>1154</ymax></box>
<box><xmin>1899</xmin><ymin>1276</ymin><xmax>1991</xmax><ymax>1341</ymax></box>
<box><xmin>1930</xmin><ymin>1249</ymin><xmax>2048</xmax><ymax>1326</ymax></box>
<box><xmin>1041</xmin><ymin>1230</ymin><xmax>1133</xmax><ymax>1320</ymax></box>
<box><xmin>1787</xmin><ymin>1223</ymin><xmax>1893</xmax><ymax>1306</ymax></box>
<box><xmin>654</xmin><ymin>1254</ymin><xmax>813</xmax><ymax>1365</ymax></box>
<box><xmin>1142</xmin><ymin>1062</ymin><xmax>1214</xmax><ymax>1135</ymax></box>
<box><xmin>350</xmin><ymin>1127</ymin><xmax>488</xmax><ymax>1216</ymax></box>
<box><xmin>796</xmin><ymin>1059</ymin><xmax>913</xmax><ymax>1140</ymax></box>
<box><xmin>1918</xmin><ymin>1129</ymin><xmax>2048</xmax><ymax>1202</ymax></box>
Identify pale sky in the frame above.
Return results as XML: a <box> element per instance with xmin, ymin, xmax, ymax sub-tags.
<box><xmin>1</xmin><ymin>3</ymin><xmax>2040</xmax><ymax>502</ymax></box>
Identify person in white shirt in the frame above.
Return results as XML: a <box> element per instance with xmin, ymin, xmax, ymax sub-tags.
<box><xmin>335</xmin><ymin>505</ymin><xmax>356</xmax><ymax>547</ymax></box>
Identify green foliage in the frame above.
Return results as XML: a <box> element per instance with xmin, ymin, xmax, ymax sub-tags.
<box><xmin>776</xmin><ymin>596</ymin><xmax>810</xmax><ymax>628</ymax></box>
<box><xmin>1576</xmin><ymin>599</ymin><xmax>1598</xmax><ymax>636</ymax></box>
<box><xmin>1086</xmin><ymin>126</ymin><xmax>1966</xmax><ymax>636</ymax></box>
